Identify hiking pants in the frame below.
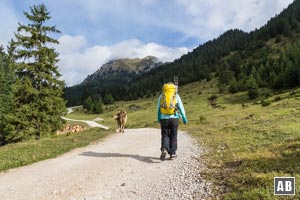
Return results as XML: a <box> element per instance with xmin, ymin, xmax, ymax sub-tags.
<box><xmin>160</xmin><ymin>118</ymin><xmax>179</xmax><ymax>155</ymax></box>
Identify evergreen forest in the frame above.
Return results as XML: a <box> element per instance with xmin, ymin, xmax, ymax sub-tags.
<box><xmin>0</xmin><ymin>4</ymin><xmax>66</xmax><ymax>144</ymax></box>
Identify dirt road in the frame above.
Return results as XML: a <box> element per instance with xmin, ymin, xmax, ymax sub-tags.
<box><xmin>62</xmin><ymin>107</ymin><xmax>109</xmax><ymax>130</ymax></box>
<box><xmin>61</xmin><ymin>116</ymin><xmax>109</xmax><ymax>130</ymax></box>
<box><xmin>0</xmin><ymin>128</ymin><xmax>211</xmax><ymax>200</ymax></box>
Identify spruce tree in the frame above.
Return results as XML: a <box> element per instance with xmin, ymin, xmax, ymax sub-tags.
<box><xmin>93</xmin><ymin>100</ymin><xmax>103</xmax><ymax>114</ymax></box>
<box><xmin>83</xmin><ymin>96</ymin><xmax>93</xmax><ymax>112</ymax></box>
<box><xmin>0</xmin><ymin>47</ymin><xmax>14</xmax><ymax>144</ymax></box>
<box><xmin>229</xmin><ymin>78</ymin><xmax>239</xmax><ymax>93</ymax></box>
<box><xmin>0</xmin><ymin>48</ymin><xmax>6</xmax><ymax>143</ymax></box>
<box><xmin>103</xmin><ymin>93</ymin><xmax>114</xmax><ymax>105</ymax></box>
<box><xmin>247</xmin><ymin>75</ymin><xmax>259</xmax><ymax>100</ymax></box>
<box><xmin>9</xmin><ymin>4</ymin><xmax>66</xmax><ymax>141</ymax></box>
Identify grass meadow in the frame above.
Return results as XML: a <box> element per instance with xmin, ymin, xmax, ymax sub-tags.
<box><xmin>1</xmin><ymin>79</ymin><xmax>300</xmax><ymax>199</ymax></box>
<box><xmin>177</xmin><ymin>80</ymin><xmax>300</xmax><ymax>199</ymax></box>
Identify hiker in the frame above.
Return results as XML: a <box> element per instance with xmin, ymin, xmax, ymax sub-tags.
<box><xmin>157</xmin><ymin>82</ymin><xmax>187</xmax><ymax>161</ymax></box>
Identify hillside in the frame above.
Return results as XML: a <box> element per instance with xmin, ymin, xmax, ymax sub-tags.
<box><xmin>171</xmin><ymin>79</ymin><xmax>300</xmax><ymax>199</ymax></box>
<box><xmin>64</xmin><ymin>56</ymin><xmax>161</xmax><ymax>106</ymax></box>
<box><xmin>125</xmin><ymin>0</ymin><xmax>300</xmax><ymax>99</ymax></box>
<box><xmin>64</xmin><ymin>0</ymin><xmax>300</xmax><ymax>105</ymax></box>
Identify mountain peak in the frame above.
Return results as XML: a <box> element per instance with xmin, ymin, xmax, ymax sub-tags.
<box><xmin>82</xmin><ymin>56</ymin><xmax>161</xmax><ymax>84</ymax></box>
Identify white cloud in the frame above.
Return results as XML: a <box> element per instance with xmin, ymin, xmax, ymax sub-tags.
<box><xmin>108</xmin><ymin>39</ymin><xmax>188</xmax><ymax>62</ymax></box>
<box><xmin>56</xmin><ymin>35</ymin><xmax>87</xmax><ymax>54</ymax></box>
<box><xmin>175</xmin><ymin>0</ymin><xmax>294</xmax><ymax>40</ymax></box>
<box><xmin>0</xmin><ymin>0</ymin><xmax>294</xmax><ymax>87</ymax></box>
<box><xmin>0</xmin><ymin>2</ymin><xmax>19</xmax><ymax>47</ymax></box>
<box><xmin>57</xmin><ymin>35</ymin><xmax>188</xmax><ymax>86</ymax></box>
<box><xmin>65</xmin><ymin>0</ymin><xmax>294</xmax><ymax>43</ymax></box>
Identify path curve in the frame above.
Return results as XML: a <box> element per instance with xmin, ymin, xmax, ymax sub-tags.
<box><xmin>63</xmin><ymin>107</ymin><xmax>109</xmax><ymax>130</ymax></box>
<box><xmin>61</xmin><ymin>116</ymin><xmax>109</xmax><ymax>130</ymax></box>
<box><xmin>0</xmin><ymin>128</ymin><xmax>211</xmax><ymax>200</ymax></box>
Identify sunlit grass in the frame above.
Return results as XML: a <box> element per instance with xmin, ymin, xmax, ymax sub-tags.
<box><xmin>0</xmin><ymin>128</ymin><xmax>110</xmax><ymax>172</ymax></box>
<box><xmin>1</xmin><ymin>78</ymin><xmax>300</xmax><ymax>199</ymax></box>
<box><xmin>175</xmin><ymin>80</ymin><xmax>300</xmax><ymax>199</ymax></box>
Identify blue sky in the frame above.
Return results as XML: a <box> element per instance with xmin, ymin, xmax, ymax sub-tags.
<box><xmin>0</xmin><ymin>0</ymin><xmax>294</xmax><ymax>86</ymax></box>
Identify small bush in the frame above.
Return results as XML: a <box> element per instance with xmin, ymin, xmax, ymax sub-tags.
<box><xmin>208</xmin><ymin>95</ymin><xmax>218</xmax><ymax>108</ymax></box>
<box><xmin>128</xmin><ymin>104</ymin><xmax>143</xmax><ymax>111</ymax></box>
<box><xmin>289</xmin><ymin>91</ymin><xmax>296</xmax><ymax>97</ymax></box>
<box><xmin>274</xmin><ymin>96</ymin><xmax>281</xmax><ymax>102</ymax></box>
<box><xmin>198</xmin><ymin>115</ymin><xmax>207</xmax><ymax>124</ymax></box>
<box><xmin>265</xmin><ymin>92</ymin><xmax>271</xmax><ymax>98</ymax></box>
<box><xmin>261</xmin><ymin>100</ymin><xmax>271</xmax><ymax>107</ymax></box>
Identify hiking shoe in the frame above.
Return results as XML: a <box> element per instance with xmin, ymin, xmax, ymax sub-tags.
<box><xmin>160</xmin><ymin>148</ymin><xmax>167</xmax><ymax>161</ymax></box>
<box><xmin>170</xmin><ymin>154</ymin><xmax>177</xmax><ymax>160</ymax></box>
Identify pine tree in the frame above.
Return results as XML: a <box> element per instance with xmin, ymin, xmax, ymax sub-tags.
<box><xmin>229</xmin><ymin>78</ymin><xmax>239</xmax><ymax>93</ymax></box>
<box><xmin>283</xmin><ymin>60</ymin><xmax>300</xmax><ymax>88</ymax></box>
<box><xmin>247</xmin><ymin>75</ymin><xmax>259</xmax><ymax>100</ymax></box>
<box><xmin>0</xmin><ymin>48</ymin><xmax>6</xmax><ymax>143</ymax></box>
<box><xmin>0</xmin><ymin>46</ymin><xmax>14</xmax><ymax>144</ymax></box>
<box><xmin>219</xmin><ymin>69</ymin><xmax>234</xmax><ymax>85</ymax></box>
<box><xmin>93</xmin><ymin>100</ymin><xmax>103</xmax><ymax>114</ymax></box>
<box><xmin>251</xmin><ymin>67</ymin><xmax>263</xmax><ymax>87</ymax></box>
<box><xmin>9</xmin><ymin>4</ymin><xmax>66</xmax><ymax>141</ymax></box>
<box><xmin>0</xmin><ymin>43</ymin><xmax>19</xmax><ymax>144</ymax></box>
<box><xmin>83</xmin><ymin>96</ymin><xmax>93</xmax><ymax>112</ymax></box>
<box><xmin>103</xmin><ymin>93</ymin><xmax>114</xmax><ymax>105</ymax></box>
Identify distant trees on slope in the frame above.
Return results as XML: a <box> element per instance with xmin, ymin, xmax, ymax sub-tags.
<box><xmin>63</xmin><ymin>0</ymin><xmax>300</xmax><ymax>105</ymax></box>
<box><xmin>125</xmin><ymin>0</ymin><xmax>300</xmax><ymax>100</ymax></box>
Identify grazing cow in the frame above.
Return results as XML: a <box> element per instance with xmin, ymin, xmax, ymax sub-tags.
<box><xmin>113</xmin><ymin>110</ymin><xmax>127</xmax><ymax>133</ymax></box>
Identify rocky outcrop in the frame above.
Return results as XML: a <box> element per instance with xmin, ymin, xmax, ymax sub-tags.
<box><xmin>82</xmin><ymin>56</ymin><xmax>161</xmax><ymax>84</ymax></box>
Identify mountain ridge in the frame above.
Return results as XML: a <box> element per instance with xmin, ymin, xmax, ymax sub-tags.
<box><xmin>82</xmin><ymin>56</ymin><xmax>161</xmax><ymax>84</ymax></box>
<box><xmin>64</xmin><ymin>0</ymin><xmax>300</xmax><ymax>105</ymax></box>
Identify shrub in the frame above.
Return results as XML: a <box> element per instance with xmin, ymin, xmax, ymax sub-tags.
<box><xmin>274</xmin><ymin>96</ymin><xmax>282</xmax><ymax>102</ymax></box>
<box><xmin>261</xmin><ymin>100</ymin><xmax>271</xmax><ymax>107</ymax></box>
<box><xmin>208</xmin><ymin>95</ymin><xmax>218</xmax><ymax>108</ymax></box>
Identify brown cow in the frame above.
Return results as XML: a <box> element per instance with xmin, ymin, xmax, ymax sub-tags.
<box><xmin>113</xmin><ymin>110</ymin><xmax>127</xmax><ymax>133</ymax></box>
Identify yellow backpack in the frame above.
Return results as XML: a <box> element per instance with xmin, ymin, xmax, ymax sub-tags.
<box><xmin>160</xmin><ymin>83</ymin><xmax>177</xmax><ymax>115</ymax></box>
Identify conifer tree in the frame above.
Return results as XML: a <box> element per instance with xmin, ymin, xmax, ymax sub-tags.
<box><xmin>0</xmin><ymin>48</ymin><xmax>6</xmax><ymax>143</ymax></box>
<box><xmin>0</xmin><ymin>46</ymin><xmax>16</xmax><ymax>144</ymax></box>
<box><xmin>251</xmin><ymin>67</ymin><xmax>263</xmax><ymax>87</ymax></box>
<box><xmin>83</xmin><ymin>96</ymin><xmax>93</xmax><ymax>112</ymax></box>
<box><xmin>103</xmin><ymin>93</ymin><xmax>114</xmax><ymax>105</ymax></box>
<box><xmin>229</xmin><ymin>78</ymin><xmax>239</xmax><ymax>93</ymax></box>
<box><xmin>247</xmin><ymin>75</ymin><xmax>259</xmax><ymax>100</ymax></box>
<box><xmin>283</xmin><ymin>60</ymin><xmax>300</xmax><ymax>87</ymax></box>
<box><xmin>9</xmin><ymin>4</ymin><xmax>66</xmax><ymax>141</ymax></box>
<box><xmin>219</xmin><ymin>70</ymin><xmax>234</xmax><ymax>85</ymax></box>
<box><xmin>93</xmin><ymin>100</ymin><xmax>103</xmax><ymax>114</ymax></box>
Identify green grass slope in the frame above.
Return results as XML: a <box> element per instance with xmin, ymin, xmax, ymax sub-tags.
<box><xmin>176</xmin><ymin>80</ymin><xmax>300</xmax><ymax>199</ymax></box>
<box><xmin>2</xmin><ymin>78</ymin><xmax>300</xmax><ymax>199</ymax></box>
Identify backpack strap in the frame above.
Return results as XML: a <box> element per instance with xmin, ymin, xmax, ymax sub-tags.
<box><xmin>160</xmin><ymin>93</ymin><xmax>167</xmax><ymax>109</ymax></box>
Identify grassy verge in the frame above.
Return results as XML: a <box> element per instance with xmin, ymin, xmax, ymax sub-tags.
<box><xmin>0</xmin><ymin>128</ymin><xmax>110</xmax><ymax>172</ymax></box>
<box><xmin>177</xmin><ymin>80</ymin><xmax>300</xmax><ymax>199</ymax></box>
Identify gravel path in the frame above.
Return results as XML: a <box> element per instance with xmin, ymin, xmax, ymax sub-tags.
<box><xmin>61</xmin><ymin>116</ymin><xmax>109</xmax><ymax>130</ymax></box>
<box><xmin>62</xmin><ymin>107</ymin><xmax>109</xmax><ymax>130</ymax></box>
<box><xmin>0</xmin><ymin>128</ymin><xmax>212</xmax><ymax>200</ymax></box>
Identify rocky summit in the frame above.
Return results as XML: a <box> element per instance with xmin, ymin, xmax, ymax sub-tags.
<box><xmin>82</xmin><ymin>56</ymin><xmax>161</xmax><ymax>84</ymax></box>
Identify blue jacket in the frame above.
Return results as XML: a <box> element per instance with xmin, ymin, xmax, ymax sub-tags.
<box><xmin>157</xmin><ymin>94</ymin><xmax>188</xmax><ymax>124</ymax></box>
